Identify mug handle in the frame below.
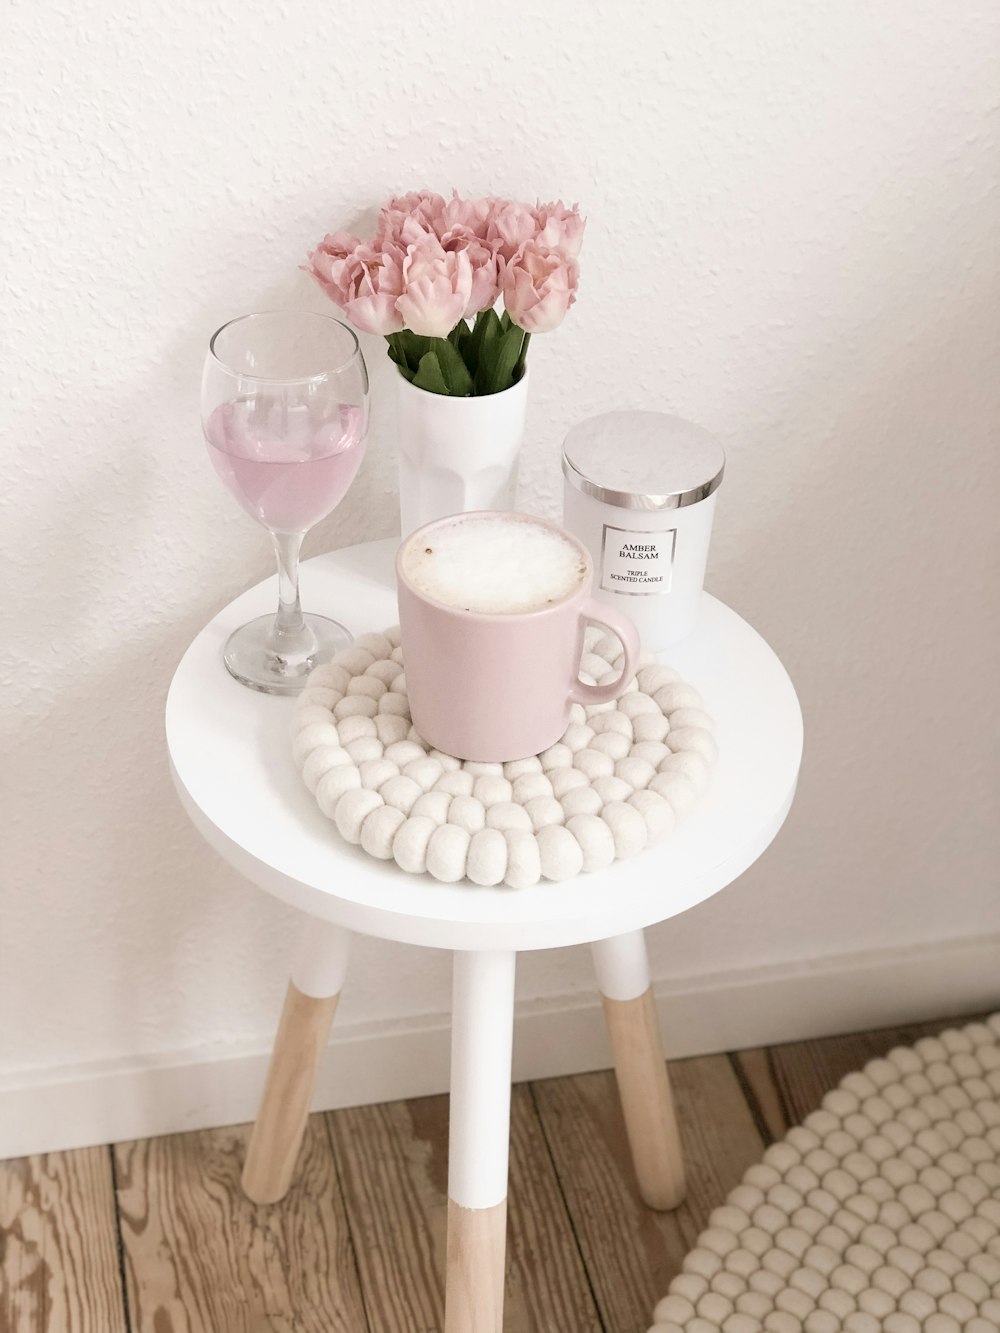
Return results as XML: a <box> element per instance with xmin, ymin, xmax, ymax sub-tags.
<box><xmin>569</xmin><ymin>597</ymin><xmax>641</xmax><ymax>706</ymax></box>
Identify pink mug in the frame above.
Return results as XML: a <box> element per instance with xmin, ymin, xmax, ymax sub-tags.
<box><xmin>396</xmin><ymin>512</ymin><xmax>641</xmax><ymax>763</ymax></box>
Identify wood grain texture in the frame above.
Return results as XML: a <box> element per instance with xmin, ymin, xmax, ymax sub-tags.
<box><xmin>735</xmin><ymin>1014</ymin><xmax>984</xmax><ymax>1139</ymax></box>
<box><xmin>602</xmin><ymin>987</ymin><xmax>685</xmax><ymax>1210</ymax></box>
<box><xmin>0</xmin><ymin>1146</ymin><xmax>127</xmax><ymax>1333</ymax></box>
<box><xmin>326</xmin><ymin>1085</ymin><xmax>603</xmax><ymax>1333</ymax></box>
<box><xmin>114</xmin><ymin>1118</ymin><xmax>367</xmax><ymax>1333</ymax></box>
<box><xmin>242</xmin><ymin>982</ymin><xmax>341</xmax><ymax>1204</ymax></box>
<box><xmin>533</xmin><ymin>1053</ymin><xmax>764</xmax><ymax>1333</ymax></box>
<box><xmin>444</xmin><ymin>1199</ymin><xmax>506</xmax><ymax>1333</ymax></box>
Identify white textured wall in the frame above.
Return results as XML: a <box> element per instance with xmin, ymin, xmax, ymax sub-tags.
<box><xmin>2</xmin><ymin>3</ymin><xmax>998</xmax><ymax>1086</ymax></box>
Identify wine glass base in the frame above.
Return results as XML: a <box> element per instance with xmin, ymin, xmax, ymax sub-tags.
<box><xmin>223</xmin><ymin>613</ymin><xmax>353</xmax><ymax>696</ymax></box>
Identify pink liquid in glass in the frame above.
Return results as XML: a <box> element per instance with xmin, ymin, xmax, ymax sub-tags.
<box><xmin>205</xmin><ymin>397</ymin><xmax>366</xmax><ymax>532</ymax></box>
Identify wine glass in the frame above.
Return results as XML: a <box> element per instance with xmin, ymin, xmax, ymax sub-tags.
<box><xmin>201</xmin><ymin>310</ymin><xmax>369</xmax><ymax>694</ymax></box>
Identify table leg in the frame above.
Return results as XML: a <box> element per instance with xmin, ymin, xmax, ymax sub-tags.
<box><xmin>241</xmin><ymin>918</ymin><xmax>350</xmax><ymax>1204</ymax></box>
<box><xmin>445</xmin><ymin>949</ymin><xmax>516</xmax><ymax>1333</ymax></box>
<box><xmin>591</xmin><ymin>929</ymin><xmax>685</xmax><ymax>1210</ymax></box>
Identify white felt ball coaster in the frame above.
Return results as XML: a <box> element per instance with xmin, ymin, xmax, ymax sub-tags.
<box><xmin>293</xmin><ymin>628</ymin><xmax>716</xmax><ymax>887</ymax></box>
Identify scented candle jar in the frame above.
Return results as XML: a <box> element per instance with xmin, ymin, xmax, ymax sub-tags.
<box><xmin>562</xmin><ymin>411</ymin><xmax>725</xmax><ymax>650</ymax></box>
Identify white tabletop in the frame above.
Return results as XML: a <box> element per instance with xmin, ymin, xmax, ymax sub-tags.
<box><xmin>166</xmin><ymin>539</ymin><xmax>803</xmax><ymax>952</ymax></box>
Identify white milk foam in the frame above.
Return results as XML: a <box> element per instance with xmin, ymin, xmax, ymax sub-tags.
<box><xmin>403</xmin><ymin>515</ymin><xmax>588</xmax><ymax>614</ymax></box>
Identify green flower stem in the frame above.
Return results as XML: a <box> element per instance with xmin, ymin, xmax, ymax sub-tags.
<box><xmin>512</xmin><ymin>330</ymin><xmax>531</xmax><ymax>384</ymax></box>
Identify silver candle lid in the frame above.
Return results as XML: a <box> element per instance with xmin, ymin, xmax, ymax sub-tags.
<box><xmin>562</xmin><ymin>410</ymin><xmax>726</xmax><ymax>511</ymax></box>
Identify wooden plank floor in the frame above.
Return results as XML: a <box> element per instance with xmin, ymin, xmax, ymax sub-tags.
<box><xmin>0</xmin><ymin>1012</ymin><xmax>986</xmax><ymax>1333</ymax></box>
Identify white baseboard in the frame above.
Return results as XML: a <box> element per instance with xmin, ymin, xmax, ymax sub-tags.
<box><xmin>3</xmin><ymin>931</ymin><xmax>998</xmax><ymax>1159</ymax></box>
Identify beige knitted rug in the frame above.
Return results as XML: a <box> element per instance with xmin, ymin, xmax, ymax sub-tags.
<box><xmin>650</xmin><ymin>1014</ymin><xmax>1000</xmax><ymax>1333</ymax></box>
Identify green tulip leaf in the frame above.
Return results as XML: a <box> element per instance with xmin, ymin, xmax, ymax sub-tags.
<box><xmin>434</xmin><ymin>337</ymin><xmax>475</xmax><ymax>396</ymax></box>
<box><xmin>471</xmin><ymin>308</ymin><xmax>501</xmax><ymax>362</ymax></box>
<box><xmin>483</xmin><ymin>326</ymin><xmax>525</xmax><ymax>394</ymax></box>
<box><xmin>399</xmin><ymin>330</ymin><xmax>439</xmax><ymax>371</ymax></box>
<box><xmin>411</xmin><ymin>351</ymin><xmax>450</xmax><ymax>395</ymax></box>
<box><xmin>473</xmin><ymin>310</ymin><xmax>505</xmax><ymax>394</ymax></box>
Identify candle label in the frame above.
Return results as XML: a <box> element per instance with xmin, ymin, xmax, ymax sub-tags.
<box><xmin>600</xmin><ymin>525</ymin><xmax>676</xmax><ymax>595</ymax></box>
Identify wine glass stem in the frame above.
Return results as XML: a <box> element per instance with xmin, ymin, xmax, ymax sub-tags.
<box><xmin>271</xmin><ymin>530</ymin><xmax>306</xmax><ymax>640</ymax></box>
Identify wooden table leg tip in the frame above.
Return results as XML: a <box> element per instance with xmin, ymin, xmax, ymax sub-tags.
<box><xmin>241</xmin><ymin>1166</ymin><xmax>290</xmax><ymax>1206</ymax></box>
<box><xmin>640</xmin><ymin>1180</ymin><xmax>687</xmax><ymax>1211</ymax></box>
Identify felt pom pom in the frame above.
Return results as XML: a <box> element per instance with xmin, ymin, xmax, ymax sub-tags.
<box><xmin>590</xmin><ymin>711</ymin><xmax>633</xmax><ymax>738</ymax></box>
<box><xmin>403</xmin><ymin>757</ymin><xmax>445</xmax><ymax>791</ymax></box>
<box><xmin>306</xmin><ymin>662</ymin><xmax>352</xmax><ymax>692</ymax></box>
<box><xmin>466</xmin><ymin>828</ymin><xmax>508</xmax><ymax>886</ymax></box>
<box><xmin>536</xmin><ymin>824</ymin><xmax>584</xmax><ymax>881</ymax></box>
<box><xmin>574</xmin><ymin>748</ymin><xmax>614</xmax><ymax>780</ymax></box>
<box><xmin>511</xmin><ymin>773</ymin><xmax>554</xmax><ymax>804</ymax></box>
<box><xmin>410</xmin><ymin>790</ymin><xmax>452</xmax><ymax>825</ymax></box>
<box><xmin>565</xmin><ymin>814</ymin><xmax>615</xmax><ymax>871</ymax></box>
<box><xmin>343</xmin><ymin>737</ymin><xmax>384</xmax><ymax>765</ymax></box>
<box><xmin>486</xmin><ymin>802</ymin><xmax>533</xmax><ymax>832</ymax></box>
<box><xmin>378</xmin><ymin>775</ymin><xmax>424</xmax><ymax>815</ymax></box>
<box><xmin>316</xmin><ymin>764</ymin><xmax>362</xmax><ymax>817</ymax></box>
<box><xmin>632</xmin><ymin>712</ymin><xmax>669</xmax><ymax>743</ymax></box>
<box><xmin>358</xmin><ymin>758</ymin><xmax>399</xmax><ymax>790</ymax></box>
<box><xmin>348</xmin><ymin>675</ymin><xmax>387</xmax><ymax>700</ymax></box>
<box><xmin>392</xmin><ymin>815</ymin><xmax>437</xmax><ymax>873</ymax></box>
<box><xmin>591</xmin><ymin>775</ymin><xmax>632</xmax><ymax>804</ymax></box>
<box><xmin>525</xmin><ymin>796</ymin><xmax>565</xmax><ymax>831</ymax></box>
<box><xmin>628</xmin><ymin>789</ymin><xmax>674</xmax><ymax>842</ymax></box>
<box><xmin>335</xmin><ymin>788</ymin><xmax>384</xmax><ymax>843</ymax></box>
<box><xmin>589</xmin><ymin>731</ymin><xmax>631</xmax><ymax>761</ymax></box>
<box><xmin>425</xmin><ymin>824</ymin><xmax>472</xmax><ymax>882</ymax></box>
<box><xmin>301</xmin><ymin>745</ymin><xmax>353</xmax><ymax>794</ymax></box>
<box><xmin>618</xmin><ymin>692</ymin><xmax>660</xmax><ymax>719</ymax></box>
<box><xmin>436</xmin><ymin>769</ymin><xmax>476</xmax><ymax>798</ymax></box>
<box><xmin>336</xmin><ymin>646</ymin><xmax>376</xmax><ymax>675</ymax></box>
<box><xmin>560</xmin><ymin>786</ymin><xmax>604</xmax><ymax>820</ymax></box>
<box><xmin>378</xmin><ymin>692</ymin><xmax>411</xmax><ymax>718</ymax></box>
<box><xmin>601</xmin><ymin>800</ymin><xmax>647</xmax><ymax>857</ymax></box>
<box><xmin>290</xmin><ymin>704</ymin><xmax>337</xmax><ymax>735</ymax></box>
<box><xmin>354</xmin><ymin>632</ymin><xmax>393</xmax><ymax>659</ymax></box>
<box><xmin>549</xmin><ymin>767</ymin><xmax>589</xmax><ymax>798</ymax></box>
<box><xmin>335</xmin><ymin>695</ymin><xmax>378</xmax><ymax>720</ymax></box>
<box><xmin>504</xmin><ymin>830</ymin><xmax>542</xmax><ymax>887</ymax></box>
<box><xmin>365</xmin><ymin>658</ymin><xmax>404</xmax><ymax>687</ymax></box>
<box><xmin>292</xmin><ymin>722</ymin><xmax>341</xmax><ymax>768</ymax></box>
<box><xmin>667</xmin><ymin>726</ymin><xmax>718</xmax><ymax>764</ymax></box>
<box><xmin>360</xmin><ymin>805</ymin><xmax>407</xmax><ymax>858</ymax></box>
<box><xmin>474</xmin><ymin>776</ymin><xmax>514</xmax><ymax>806</ymax></box>
<box><xmin>339</xmin><ymin>715</ymin><xmax>379</xmax><ymax>744</ymax></box>
<box><xmin>655</xmin><ymin>682</ymin><xmax>703</xmax><ymax>713</ymax></box>
<box><xmin>448</xmin><ymin>795</ymin><xmax>487</xmax><ymax>834</ymax></box>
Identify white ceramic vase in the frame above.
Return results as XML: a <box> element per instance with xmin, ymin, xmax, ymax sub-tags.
<box><xmin>395</xmin><ymin>369</ymin><xmax>529</xmax><ymax>537</ymax></box>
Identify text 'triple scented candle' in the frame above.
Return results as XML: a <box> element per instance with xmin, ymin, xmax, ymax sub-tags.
<box><xmin>562</xmin><ymin>411</ymin><xmax>725</xmax><ymax>650</ymax></box>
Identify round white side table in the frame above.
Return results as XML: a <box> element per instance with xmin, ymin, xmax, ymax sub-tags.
<box><xmin>166</xmin><ymin>537</ymin><xmax>803</xmax><ymax>1333</ymax></box>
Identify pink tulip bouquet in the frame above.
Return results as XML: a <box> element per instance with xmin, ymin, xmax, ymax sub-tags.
<box><xmin>306</xmin><ymin>191</ymin><xmax>584</xmax><ymax>396</ymax></box>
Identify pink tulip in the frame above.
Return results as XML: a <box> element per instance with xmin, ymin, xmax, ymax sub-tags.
<box><xmin>306</xmin><ymin>232</ymin><xmax>406</xmax><ymax>335</ymax></box>
<box><xmin>502</xmin><ymin>241</ymin><xmax>579</xmax><ymax>334</ymax></box>
<box><xmin>396</xmin><ymin>238</ymin><xmax>473</xmax><ymax>338</ymax></box>
<box><xmin>442</xmin><ymin>191</ymin><xmax>495</xmax><ymax>240</ymax></box>
<box><xmin>533</xmin><ymin>200</ymin><xmax>586</xmax><ymax>258</ymax></box>
<box><xmin>377</xmin><ymin>190</ymin><xmax>447</xmax><ymax>247</ymax></box>
<box><xmin>387</xmin><ymin>190</ymin><xmax>447</xmax><ymax>222</ymax></box>
<box><xmin>305</xmin><ymin>231</ymin><xmax>369</xmax><ymax>309</ymax></box>
<box><xmin>489</xmin><ymin>200</ymin><xmax>538</xmax><ymax>262</ymax></box>
<box><xmin>440</xmin><ymin>226</ymin><xmax>503</xmax><ymax>316</ymax></box>
<box><xmin>344</xmin><ymin>242</ymin><xmax>406</xmax><ymax>335</ymax></box>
